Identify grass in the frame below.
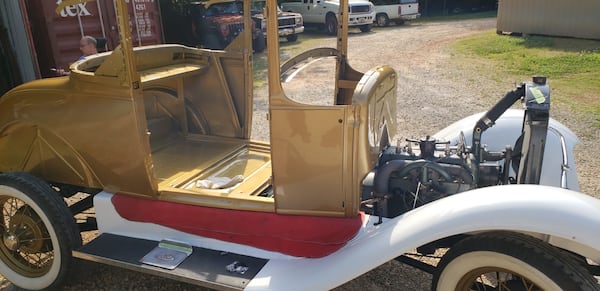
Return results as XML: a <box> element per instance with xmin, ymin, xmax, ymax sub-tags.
<box><xmin>254</xmin><ymin>13</ymin><xmax>600</xmax><ymax>127</ymax></box>
<box><xmin>452</xmin><ymin>31</ymin><xmax>600</xmax><ymax>127</ymax></box>
<box><xmin>417</xmin><ymin>10</ymin><xmax>497</xmax><ymax>22</ymax></box>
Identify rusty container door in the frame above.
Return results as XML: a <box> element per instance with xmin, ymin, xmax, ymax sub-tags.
<box><xmin>102</xmin><ymin>0</ymin><xmax>164</xmax><ymax>48</ymax></box>
<box><xmin>128</xmin><ymin>0</ymin><xmax>164</xmax><ymax>47</ymax></box>
<box><xmin>24</xmin><ymin>0</ymin><xmax>164</xmax><ymax>78</ymax></box>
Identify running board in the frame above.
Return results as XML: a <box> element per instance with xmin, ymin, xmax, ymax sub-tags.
<box><xmin>73</xmin><ymin>233</ymin><xmax>268</xmax><ymax>290</ymax></box>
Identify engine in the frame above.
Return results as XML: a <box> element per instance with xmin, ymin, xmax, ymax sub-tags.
<box><xmin>362</xmin><ymin>76</ymin><xmax>551</xmax><ymax>219</ymax></box>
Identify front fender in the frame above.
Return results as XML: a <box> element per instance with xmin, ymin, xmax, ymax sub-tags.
<box><xmin>246</xmin><ymin>185</ymin><xmax>600</xmax><ymax>290</ymax></box>
<box><xmin>433</xmin><ymin>109</ymin><xmax>580</xmax><ymax>190</ymax></box>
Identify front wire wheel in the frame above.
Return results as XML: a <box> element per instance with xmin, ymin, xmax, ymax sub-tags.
<box><xmin>0</xmin><ymin>173</ymin><xmax>81</xmax><ymax>290</ymax></box>
<box><xmin>433</xmin><ymin>232</ymin><xmax>599</xmax><ymax>291</ymax></box>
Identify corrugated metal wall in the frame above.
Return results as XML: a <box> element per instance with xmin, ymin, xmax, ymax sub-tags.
<box><xmin>497</xmin><ymin>0</ymin><xmax>600</xmax><ymax>40</ymax></box>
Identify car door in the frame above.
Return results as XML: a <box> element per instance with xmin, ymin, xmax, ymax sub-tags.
<box><xmin>399</xmin><ymin>0</ymin><xmax>418</xmax><ymax>16</ymax></box>
<box><xmin>302</xmin><ymin>0</ymin><xmax>319</xmax><ymax>23</ymax></box>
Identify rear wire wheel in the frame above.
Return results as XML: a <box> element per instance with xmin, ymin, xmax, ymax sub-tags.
<box><xmin>0</xmin><ymin>173</ymin><xmax>81</xmax><ymax>290</ymax></box>
<box><xmin>433</xmin><ymin>232</ymin><xmax>598</xmax><ymax>291</ymax></box>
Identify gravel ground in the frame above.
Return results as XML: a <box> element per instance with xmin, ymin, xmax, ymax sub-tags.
<box><xmin>2</xmin><ymin>17</ymin><xmax>598</xmax><ymax>290</ymax></box>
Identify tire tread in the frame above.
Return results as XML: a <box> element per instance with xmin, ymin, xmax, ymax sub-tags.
<box><xmin>0</xmin><ymin>172</ymin><xmax>81</xmax><ymax>290</ymax></box>
<box><xmin>433</xmin><ymin>231</ymin><xmax>599</xmax><ymax>291</ymax></box>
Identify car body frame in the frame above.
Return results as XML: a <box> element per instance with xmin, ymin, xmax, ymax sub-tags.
<box><xmin>0</xmin><ymin>0</ymin><xmax>598</xmax><ymax>290</ymax></box>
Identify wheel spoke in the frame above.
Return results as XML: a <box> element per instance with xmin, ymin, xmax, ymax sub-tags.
<box><xmin>0</xmin><ymin>194</ymin><xmax>55</xmax><ymax>274</ymax></box>
<box><xmin>20</xmin><ymin>249</ymin><xmax>53</xmax><ymax>268</ymax></box>
<box><xmin>472</xmin><ymin>277</ymin><xmax>488</xmax><ymax>290</ymax></box>
<box><xmin>520</xmin><ymin>276</ymin><xmax>535</xmax><ymax>291</ymax></box>
<box><xmin>18</xmin><ymin>236</ymin><xmax>52</xmax><ymax>246</ymax></box>
<box><xmin>10</xmin><ymin>198</ymin><xmax>22</xmax><ymax>213</ymax></box>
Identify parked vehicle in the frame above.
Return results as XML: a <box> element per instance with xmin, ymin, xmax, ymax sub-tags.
<box><xmin>370</xmin><ymin>0</ymin><xmax>420</xmax><ymax>26</ymax></box>
<box><xmin>280</xmin><ymin>0</ymin><xmax>375</xmax><ymax>35</ymax></box>
<box><xmin>0</xmin><ymin>0</ymin><xmax>598</xmax><ymax>290</ymax></box>
<box><xmin>252</xmin><ymin>1</ymin><xmax>304</xmax><ymax>42</ymax></box>
<box><xmin>189</xmin><ymin>0</ymin><xmax>266</xmax><ymax>52</ymax></box>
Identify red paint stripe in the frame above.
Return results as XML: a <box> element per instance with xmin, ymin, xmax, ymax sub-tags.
<box><xmin>112</xmin><ymin>194</ymin><xmax>363</xmax><ymax>257</ymax></box>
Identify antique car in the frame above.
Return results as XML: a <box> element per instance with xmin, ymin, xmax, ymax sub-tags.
<box><xmin>0</xmin><ymin>0</ymin><xmax>599</xmax><ymax>290</ymax></box>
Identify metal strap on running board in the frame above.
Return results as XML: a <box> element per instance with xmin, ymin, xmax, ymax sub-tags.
<box><xmin>73</xmin><ymin>233</ymin><xmax>268</xmax><ymax>290</ymax></box>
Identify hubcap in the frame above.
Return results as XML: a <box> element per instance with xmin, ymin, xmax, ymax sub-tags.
<box><xmin>457</xmin><ymin>267</ymin><xmax>541</xmax><ymax>290</ymax></box>
<box><xmin>0</xmin><ymin>197</ymin><xmax>54</xmax><ymax>276</ymax></box>
<box><xmin>3</xmin><ymin>231</ymin><xmax>18</xmax><ymax>251</ymax></box>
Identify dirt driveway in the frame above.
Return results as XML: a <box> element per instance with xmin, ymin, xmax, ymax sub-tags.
<box><xmin>254</xmin><ymin>17</ymin><xmax>503</xmax><ymax>140</ymax></box>
<box><xmin>6</xmin><ymin>17</ymin><xmax>598</xmax><ymax>291</ymax></box>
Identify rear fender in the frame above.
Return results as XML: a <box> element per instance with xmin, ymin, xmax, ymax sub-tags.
<box><xmin>433</xmin><ymin>109</ymin><xmax>580</xmax><ymax>190</ymax></box>
<box><xmin>0</xmin><ymin>121</ymin><xmax>101</xmax><ymax>188</ymax></box>
<box><xmin>246</xmin><ymin>185</ymin><xmax>600</xmax><ymax>290</ymax></box>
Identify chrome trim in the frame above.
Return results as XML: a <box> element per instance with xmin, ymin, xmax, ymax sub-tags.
<box><xmin>548</xmin><ymin>127</ymin><xmax>569</xmax><ymax>189</ymax></box>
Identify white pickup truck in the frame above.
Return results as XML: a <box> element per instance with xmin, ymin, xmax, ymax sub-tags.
<box><xmin>371</xmin><ymin>0</ymin><xmax>420</xmax><ymax>26</ymax></box>
<box><xmin>280</xmin><ymin>0</ymin><xmax>375</xmax><ymax>35</ymax></box>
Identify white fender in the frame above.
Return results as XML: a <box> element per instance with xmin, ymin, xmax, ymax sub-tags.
<box><xmin>433</xmin><ymin>109</ymin><xmax>580</xmax><ymax>190</ymax></box>
<box><xmin>245</xmin><ymin>185</ymin><xmax>600</xmax><ymax>290</ymax></box>
<box><xmin>93</xmin><ymin>186</ymin><xmax>600</xmax><ymax>290</ymax></box>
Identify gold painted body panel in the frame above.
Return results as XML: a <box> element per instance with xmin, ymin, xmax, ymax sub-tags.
<box><xmin>1</xmin><ymin>0</ymin><xmax>397</xmax><ymax>216</ymax></box>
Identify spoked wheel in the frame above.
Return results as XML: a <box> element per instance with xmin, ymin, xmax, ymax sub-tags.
<box><xmin>433</xmin><ymin>232</ymin><xmax>598</xmax><ymax>291</ymax></box>
<box><xmin>0</xmin><ymin>173</ymin><xmax>80</xmax><ymax>290</ymax></box>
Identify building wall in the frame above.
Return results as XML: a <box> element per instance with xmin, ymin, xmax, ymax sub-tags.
<box><xmin>497</xmin><ymin>0</ymin><xmax>600</xmax><ymax>40</ymax></box>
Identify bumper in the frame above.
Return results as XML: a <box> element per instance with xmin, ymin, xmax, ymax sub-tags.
<box><xmin>278</xmin><ymin>26</ymin><xmax>305</xmax><ymax>37</ymax></box>
<box><xmin>400</xmin><ymin>13</ymin><xmax>421</xmax><ymax>20</ymax></box>
<box><xmin>349</xmin><ymin>14</ymin><xmax>375</xmax><ymax>26</ymax></box>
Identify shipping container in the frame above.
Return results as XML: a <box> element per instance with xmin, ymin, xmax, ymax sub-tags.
<box><xmin>0</xmin><ymin>0</ymin><xmax>37</xmax><ymax>91</ymax></box>
<box><xmin>24</xmin><ymin>0</ymin><xmax>164</xmax><ymax>78</ymax></box>
<box><xmin>497</xmin><ymin>0</ymin><xmax>600</xmax><ymax>40</ymax></box>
